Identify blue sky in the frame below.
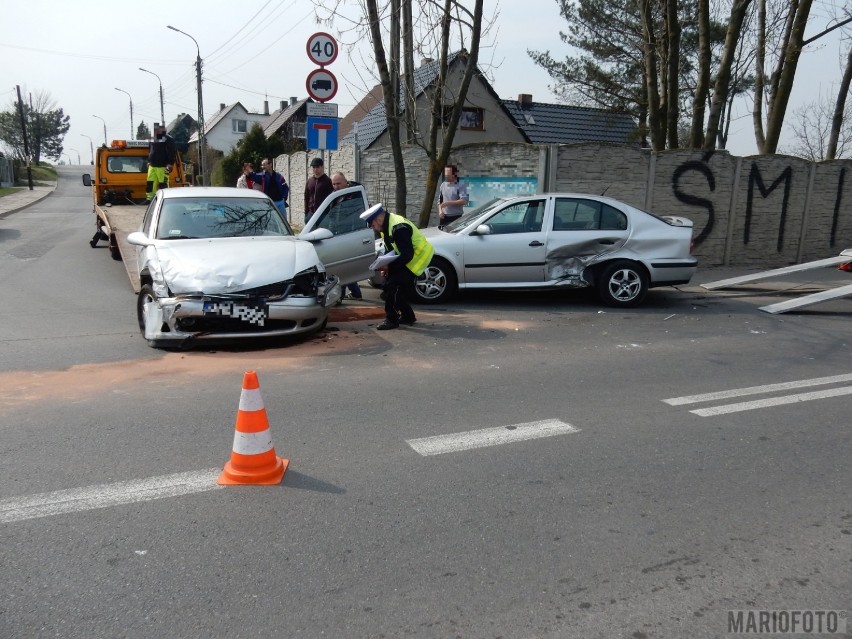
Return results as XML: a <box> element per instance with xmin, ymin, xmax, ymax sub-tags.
<box><xmin>1</xmin><ymin>0</ymin><xmax>849</xmax><ymax>161</ymax></box>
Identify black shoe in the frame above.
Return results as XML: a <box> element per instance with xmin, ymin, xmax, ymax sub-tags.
<box><xmin>351</xmin><ymin>295</ymin><xmax>363</xmax><ymax>300</ymax></box>
<box><xmin>399</xmin><ymin>316</ymin><xmax>416</xmax><ymax>326</ymax></box>
<box><xmin>377</xmin><ymin>320</ymin><xmax>399</xmax><ymax>331</ymax></box>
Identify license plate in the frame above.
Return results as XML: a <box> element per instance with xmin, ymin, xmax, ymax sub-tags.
<box><xmin>203</xmin><ymin>301</ymin><xmax>268</xmax><ymax>326</ymax></box>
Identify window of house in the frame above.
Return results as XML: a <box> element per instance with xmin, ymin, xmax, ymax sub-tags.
<box><xmin>441</xmin><ymin>106</ymin><xmax>485</xmax><ymax>131</ymax></box>
<box><xmin>459</xmin><ymin>107</ymin><xmax>484</xmax><ymax>130</ymax></box>
<box><xmin>232</xmin><ymin>119</ymin><xmax>247</xmax><ymax>133</ymax></box>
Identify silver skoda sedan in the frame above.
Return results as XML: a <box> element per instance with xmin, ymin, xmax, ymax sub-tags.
<box><xmin>415</xmin><ymin>193</ymin><xmax>697</xmax><ymax>307</ymax></box>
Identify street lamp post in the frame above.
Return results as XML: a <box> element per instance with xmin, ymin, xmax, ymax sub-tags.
<box><xmin>115</xmin><ymin>87</ymin><xmax>134</xmax><ymax>139</ymax></box>
<box><xmin>80</xmin><ymin>134</ymin><xmax>94</xmax><ymax>164</ymax></box>
<box><xmin>168</xmin><ymin>25</ymin><xmax>206</xmax><ymax>185</ymax></box>
<box><xmin>69</xmin><ymin>148</ymin><xmax>81</xmax><ymax>165</ymax></box>
<box><xmin>139</xmin><ymin>67</ymin><xmax>165</xmax><ymax>128</ymax></box>
<box><xmin>92</xmin><ymin>115</ymin><xmax>107</xmax><ymax>145</ymax></box>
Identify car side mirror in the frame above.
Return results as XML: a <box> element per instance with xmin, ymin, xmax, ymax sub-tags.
<box><xmin>300</xmin><ymin>228</ymin><xmax>334</xmax><ymax>242</ymax></box>
<box><xmin>82</xmin><ymin>174</ymin><xmax>92</xmax><ymax>187</ymax></box>
<box><xmin>473</xmin><ymin>224</ymin><xmax>491</xmax><ymax>236</ymax></box>
<box><xmin>127</xmin><ymin>231</ymin><xmax>153</xmax><ymax>247</ymax></box>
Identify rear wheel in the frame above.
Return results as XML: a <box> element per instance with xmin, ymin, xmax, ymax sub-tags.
<box><xmin>414</xmin><ymin>257</ymin><xmax>457</xmax><ymax>304</ymax></box>
<box><xmin>109</xmin><ymin>237</ymin><xmax>122</xmax><ymax>261</ymax></box>
<box><xmin>596</xmin><ymin>260</ymin><xmax>648</xmax><ymax>307</ymax></box>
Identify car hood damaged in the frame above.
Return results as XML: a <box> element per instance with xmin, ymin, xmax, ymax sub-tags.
<box><xmin>153</xmin><ymin>236</ymin><xmax>322</xmax><ymax>294</ymax></box>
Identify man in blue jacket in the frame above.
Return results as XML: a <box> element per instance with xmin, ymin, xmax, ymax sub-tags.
<box><xmin>247</xmin><ymin>158</ymin><xmax>289</xmax><ymax>216</ymax></box>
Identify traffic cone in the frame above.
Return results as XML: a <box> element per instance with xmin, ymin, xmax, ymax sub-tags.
<box><xmin>838</xmin><ymin>261</ymin><xmax>852</xmax><ymax>272</ymax></box>
<box><xmin>217</xmin><ymin>371</ymin><xmax>288</xmax><ymax>485</ymax></box>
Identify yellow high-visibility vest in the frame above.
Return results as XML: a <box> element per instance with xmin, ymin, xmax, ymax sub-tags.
<box><xmin>382</xmin><ymin>213</ymin><xmax>435</xmax><ymax>276</ymax></box>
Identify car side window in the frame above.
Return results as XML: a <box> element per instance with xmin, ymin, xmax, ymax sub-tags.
<box><xmin>486</xmin><ymin>200</ymin><xmax>544</xmax><ymax>234</ymax></box>
<box><xmin>553</xmin><ymin>198</ymin><xmax>603</xmax><ymax>230</ymax></box>
<box><xmin>316</xmin><ymin>194</ymin><xmax>367</xmax><ymax>235</ymax></box>
<box><xmin>141</xmin><ymin>198</ymin><xmax>157</xmax><ymax>235</ymax></box>
<box><xmin>600</xmin><ymin>203</ymin><xmax>628</xmax><ymax>230</ymax></box>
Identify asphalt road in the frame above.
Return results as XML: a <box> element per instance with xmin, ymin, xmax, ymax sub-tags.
<box><xmin>0</xmin><ymin>166</ymin><xmax>849</xmax><ymax>639</ymax></box>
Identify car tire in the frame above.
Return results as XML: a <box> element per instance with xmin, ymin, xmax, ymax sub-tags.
<box><xmin>137</xmin><ymin>284</ymin><xmax>157</xmax><ymax>334</ymax></box>
<box><xmin>109</xmin><ymin>235</ymin><xmax>122</xmax><ymax>261</ymax></box>
<box><xmin>414</xmin><ymin>257</ymin><xmax>457</xmax><ymax>304</ymax></box>
<box><xmin>596</xmin><ymin>260</ymin><xmax>649</xmax><ymax>307</ymax></box>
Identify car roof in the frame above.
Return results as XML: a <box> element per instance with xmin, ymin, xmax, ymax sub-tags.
<box><xmin>161</xmin><ymin>187</ymin><xmax>271</xmax><ymax>200</ymax></box>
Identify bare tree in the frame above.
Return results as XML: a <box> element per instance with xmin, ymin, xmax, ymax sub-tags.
<box><xmin>826</xmin><ymin>41</ymin><xmax>852</xmax><ymax>159</ymax></box>
<box><xmin>786</xmin><ymin>87</ymin><xmax>852</xmax><ymax>160</ymax></box>
<box><xmin>752</xmin><ymin>0</ymin><xmax>814</xmax><ymax>154</ymax></box>
<box><xmin>315</xmin><ymin>0</ymin><xmax>489</xmax><ymax>225</ymax></box>
<box><xmin>703</xmin><ymin>0</ymin><xmax>754</xmax><ymax>151</ymax></box>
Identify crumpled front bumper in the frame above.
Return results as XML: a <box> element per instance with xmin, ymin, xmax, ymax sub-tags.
<box><xmin>142</xmin><ymin>276</ymin><xmax>341</xmax><ymax>345</ymax></box>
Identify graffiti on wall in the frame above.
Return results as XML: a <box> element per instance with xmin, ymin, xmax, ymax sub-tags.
<box><xmin>673</xmin><ymin>156</ymin><xmax>847</xmax><ymax>253</ymax></box>
<box><xmin>672</xmin><ymin>158</ymin><xmax>715</xmax><ymax>249</ymax></box>
<box><xmin>746</xmin><ymin>165</ymin><xmax>792</xmax><ymax>251</ymax></box>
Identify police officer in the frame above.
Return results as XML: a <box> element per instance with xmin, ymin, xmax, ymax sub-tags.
<box><xmin>360</xmin><ymin>204</ymin><xmax>434</xmax><ymax>331</ymax></box>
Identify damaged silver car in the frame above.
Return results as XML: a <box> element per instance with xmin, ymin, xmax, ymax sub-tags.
<box><xmin>415</xmin><ymin>193</ymin><xmax>697</xmax><ymax>307</ymax></box>
<box><xmin>127</xmin><ymin>188</ymin><xmax>340</xmax><ymax>348</ymax></box>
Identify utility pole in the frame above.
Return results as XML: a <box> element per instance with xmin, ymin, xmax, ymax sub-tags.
<box><xmin>115</xmin><ymin>87</ymin><xmax>134</xmax><ymax>139</ymax></box>
<box><xmin>168</xmin><ymin>25</ymin><xmax>206</xmax><ymax>185</ymax></box>
<box><xmin>16</xmin><ymin>85</ymin><xmax>33</xmax><ymax>190</ymax></box>
<box><xmin>139</xmin><ymin>67</ymin><xmax>166</xmax><ymax>129</ymax></box>
<box><xmin>92</xmin><ymin>115</ymin><xmax>107</xmax><ymax>145</ymax></box>
<box><xmin>81</xmin><ymin>134</ymin><xmax>94</xmax><ymax>164</ymax></box>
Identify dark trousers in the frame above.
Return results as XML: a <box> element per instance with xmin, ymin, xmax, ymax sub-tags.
<box><xmin>438</xmin><ymin>215</ymin><xmax>461</xmax><ymax>230</ymax></box>
<box><xmin>384</xmin><ymin>267</ymin><xmax>416</xmax><ymax>324</ymax></box>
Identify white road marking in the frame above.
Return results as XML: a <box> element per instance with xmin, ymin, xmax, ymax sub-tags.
<box><xmin>690</xmin><ymin>386</ymin><xmax>852</xmax><ymax>417</ymax></box>
<box><xmin>662</xmin><ymin>373</ymin><xmax>852</xmax><ymax>406</ymax></box>
<box><xmin>407</xmin><ymin>419</ymin><xmax>580</xmax><ymax>456</ymax></box>
<box><xmin>0</xmin><ymin>468</ymin><xmax>223</xmax><ymax>524</ymax></box>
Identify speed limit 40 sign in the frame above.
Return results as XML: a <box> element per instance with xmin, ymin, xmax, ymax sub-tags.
<box><xmin>306</xmin><ymin>32</ymin><xmax>338</xmax><ymax>67</ymax></box>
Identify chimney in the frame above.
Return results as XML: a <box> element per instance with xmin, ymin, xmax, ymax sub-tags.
<box><xmin>264</xmin><ymin>100</ymin><xmax>269</xmax><ymax>115</ymax></box>
<box><xmin>421</xmin><ymin>57</ymin><xmax>434</xmax><ymax>67</ymax></box>
<box><xmin>219</xmin><ymin>103</ymin><xmax>226</xmax><ymax>112</ymax></box>
<box><xmin>280</xmin><ymin>100</ymin><xmax>286</xmax><ymax>111</ymax></box>
<box><xmin>518</xmin><ymin>94</ymin><xmax>533</xmax><ymax>107</ymax></box>
<box><xmin>290</xmin><ymin>96</ymin><xmax>297</xmax><ymax>106</ymax></box>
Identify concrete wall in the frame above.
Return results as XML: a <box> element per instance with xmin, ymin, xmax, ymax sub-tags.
<box><xmin>279</xmin><ymin>142</ymin><xmax>852</xmax><ymax>267</ymax></box>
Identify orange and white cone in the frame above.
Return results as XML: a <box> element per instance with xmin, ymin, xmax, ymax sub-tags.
<box><xmin>217</xmin><ymin>371</ymin><xmax>288</xmax><ymax>486</ymax></box>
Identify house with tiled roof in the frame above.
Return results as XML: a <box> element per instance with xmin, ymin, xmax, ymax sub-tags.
<box><xmin>188</xmin><ymin>102</ymin><xmax>269</xmax><ymax>153</ymax></box>
<box><xmin>338</xmin><ymin>84</ymin><xmax>384</xmax><ymax>140</ymax></box>
<box><xmin>263</xmin><ymin>97</ymin><xmax>312</xmax><ymax>150</ymax></box>
<box><xmin>341</xmin><ymin>50</ymin><xmax>527</xmax><ymax>149</ymax></box>
<box><xmin>340</xmin><ymin>51</ymin><xmax>637</xmax><ymax>150</ymax></box>
<box><xmin>502</xmin><ymin>95</ymin><xmax>637</xmax><ymax>144</ymax></box>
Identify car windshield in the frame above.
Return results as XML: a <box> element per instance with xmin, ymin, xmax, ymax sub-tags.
<box><xmin>442</xmin><ymin>197</ymin><xmax>511</xmax><ymax>232</ymax></box>
<box><xmin>156</xmin><ymin>197</ymin><xmax>293</xmax><ymax>239</ymax></box>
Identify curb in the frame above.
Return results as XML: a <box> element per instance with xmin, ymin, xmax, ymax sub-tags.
<box><xmin>0</xmin><ymin>185</ymin><xmax>56</xmax><ymax>220</ymax></box>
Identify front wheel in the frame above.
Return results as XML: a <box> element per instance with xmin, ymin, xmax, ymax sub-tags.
<box><xmin>596</xmin><ymin>260</ymin><xmax>649</xmax><ymax>307</ymax></box>
<box><xmin>414</xmin><ymin>257</ymin><xmax>457</xmax><ymax>304</ymax></box>
<box><xmin>137</xmin><ymin>284</ymin><xmax>157</xmax><ymax>335</ymax></box>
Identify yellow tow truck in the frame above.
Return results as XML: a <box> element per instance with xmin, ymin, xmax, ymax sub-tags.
<box><xmin>82</xmin><ymin>139</ymin><xmax>187</xmax><ymax>290</ymax></box>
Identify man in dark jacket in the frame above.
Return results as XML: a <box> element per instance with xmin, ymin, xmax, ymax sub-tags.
<box><xmin>146</xmin><ymin>123</ymin><xmax>177</xmax><ymax>201</ymax></box>
<box><xmin>304</xmin><ymin>157</ymin><xmax>333</xmax><ymax>223</ymax></box>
